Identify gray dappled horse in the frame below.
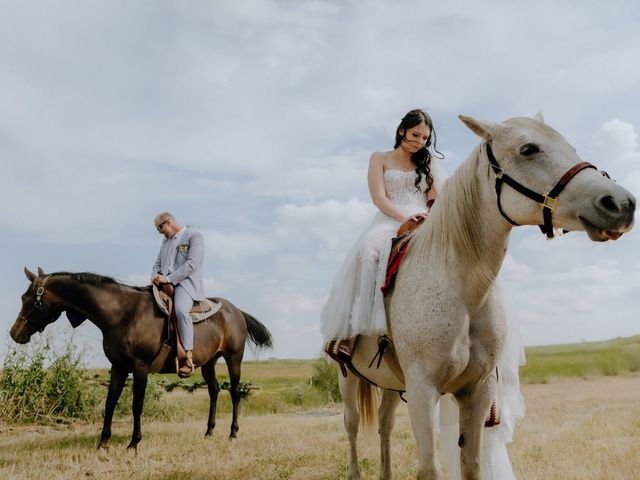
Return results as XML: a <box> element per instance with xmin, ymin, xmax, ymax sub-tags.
<box><xmin>339</xmin><ymin>114</ymin><xmax>635</xmax><ymax>479</ymax></box>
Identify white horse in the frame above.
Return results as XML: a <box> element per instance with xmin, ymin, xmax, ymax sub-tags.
<box><xmin>339</xmin><ymin>114</ymin><xmax>636</xmax><ymax>480</ymax></box>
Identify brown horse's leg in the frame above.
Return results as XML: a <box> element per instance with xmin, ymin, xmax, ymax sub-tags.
<box><xmin>127</xmin><ymin>371</ymin><xmax>148</xmax><ymax>451</ymax></box>
<box><xmin>225</xmin><ymin>352</ymin><xmax>243</xmax><ymax>439</ymax></box>
<box><xmin>98</xmin><ymin>366</ymin><xmax>128</xmax><ymax>449</ymax></box>
<box><xmin>201</xmin><ymin>359</ymin><xmax>220</xmax><ymax>436</ymax></box>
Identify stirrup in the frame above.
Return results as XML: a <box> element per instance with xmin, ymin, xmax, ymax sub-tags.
<box><xmin>177</xmin><ymin>355</ymin><xmax>194</xmax><ymax>378</ymax></box>
<box><xmin>484</xmin><ymin>400</ymin><xmax>501</xmax><ymax>427</ymax></box>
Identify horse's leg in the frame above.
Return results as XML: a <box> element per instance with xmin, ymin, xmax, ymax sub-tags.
<box><xmin>379</xmin><ymin>389</ymin><xmax>401</xmax><ymax>480</ymax></box>
<box><xmin>201</xmin><ymin>358</ymin><xmax>220</xmax><ymax>436</ymax></box>
<box><xmin>456</xmin><ymin>377</ymin><xmax>495</xmax><ymax>480</ymax></box>
<box><xmin>225</xmin><ymin>352</ymin><xmax>243</xmax><ymax>439</ymax></box>
<box><xmin>339</xmin><ymin>371</ymin><xmax>361</xmax><ymax>480</ymax></box>
<box><xmin>98</xmin><ymin>366</ymin><xmax>128</xmax><ymax>449</ymax></box>
<box><xmin>127</xmin><ymin>370</ymin><xmax>148</xmax><ymax>451</ymax></box>
<box><xmin>405</xmin><ymin>376</ymin><xmax>441</xmax><ymax>480</ymax></box>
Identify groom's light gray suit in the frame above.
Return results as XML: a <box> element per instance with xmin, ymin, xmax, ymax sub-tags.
<box><xmin>152</xmin><ymin>227</ymin><xmax>205</xmax><ymax>350</ymax></box>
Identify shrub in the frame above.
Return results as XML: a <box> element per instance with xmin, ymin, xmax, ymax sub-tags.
<box><xmin>310</xmin><ymin>357</ymin><xmax>341</xmax><ymax>402</ymax></box>
<box><xmin>0</xmin><ymin>334</ymin><xmax>100</xmax><ymax>423</ymax></box>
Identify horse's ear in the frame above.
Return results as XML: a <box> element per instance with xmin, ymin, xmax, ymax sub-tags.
<box><xmin>24</xmin><ymin>267</ymin><xmax>36</xmax><ymax>281</ymax></box>
<box><xmin>458</xmin><ymin>115</ymin><xmax>495</xmax><ymax>142</ymax></box>
<box><xmin>534</xmin><ymin>111</ymin><xmax>545</xmax><ymax>123</ymax></box>
<box><xmin>37</xmin><ymin>267</ymin><xmax>46</xmax><ymax>276</ymax></box>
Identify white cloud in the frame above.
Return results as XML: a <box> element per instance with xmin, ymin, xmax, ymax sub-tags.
<box><xmin>2</xmin><ymin>1</ymin><xmax>640</xmax><ymax>365</ymax></box>
<box><xmin>202</xmin><ymin>230</ymin><xmax>279</xmax><ymax>262</ymax></box>
<box><xmin>275</xmin><ymin>198</ymin><xmax>376</xmax><ymax>252</ymax></box>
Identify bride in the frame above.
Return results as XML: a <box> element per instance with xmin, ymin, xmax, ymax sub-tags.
<box><xmin>321</xmin><ymin>108</ymin><xmax>444</xmax><ymax>346</ymax></box>
<box><xmin>320</xmin><ymin>108</ymin><xmax>525</xmax><ymax>479</ymax></box>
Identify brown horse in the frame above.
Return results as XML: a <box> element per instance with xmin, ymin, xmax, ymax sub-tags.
<box><xmin>9</xmin><ymin>267</ymin><xmax>273</xmax><ymax>450</ymax></box>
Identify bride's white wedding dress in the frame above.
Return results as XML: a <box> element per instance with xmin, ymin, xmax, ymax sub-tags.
<box><xmin>320</xmin><ymin>167</ymin><xmax>434</xmax><ymax>342</ymax></box>
<box><xmin>320</xmin><ymin>162</ymin><xmax>525</xmax><ymax>480</ymax></box>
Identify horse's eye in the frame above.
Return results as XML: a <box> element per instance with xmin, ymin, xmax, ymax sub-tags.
<box><xmin>520</xmin><ymin>143</ymin><xmax>540</xmax><ymax>156</ymax></box>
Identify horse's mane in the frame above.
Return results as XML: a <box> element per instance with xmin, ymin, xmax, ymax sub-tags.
<box><xmin>405</xmin><ymin>144</ymin><xmax>497</xmax><ymax>292</ymax></box>
<box><xmin>51</xmin><ymin>272</ymin><xmax>148</xmax><ymax>291</ymax></box>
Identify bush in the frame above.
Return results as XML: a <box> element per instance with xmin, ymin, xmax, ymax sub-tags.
<box><xmin>310</xmin><ymin>357</ymin><xmax>341</xmax><ymax>402</ymax></box>
<box><xmin>0</xmin><ymin>334</ymin><xmax>100</xmax><ymax>423</ymax></box>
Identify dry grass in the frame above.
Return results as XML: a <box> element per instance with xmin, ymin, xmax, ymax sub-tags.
<box><xmin>1</xmin><ymin>374</ymin><xmax>639</xmax><ymax>479</ymax></box>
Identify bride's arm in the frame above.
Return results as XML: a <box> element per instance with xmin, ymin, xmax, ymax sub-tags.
<box><xmin>368</xmin><ymin>153</ymin><xmax>413</xmax><ymax>222</ymax></box>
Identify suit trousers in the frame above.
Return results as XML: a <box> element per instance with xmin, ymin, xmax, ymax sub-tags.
<box><xmin>174</xmin><ymin>285</ymin><xmax>194</xmax><ymax>351</ymax></box>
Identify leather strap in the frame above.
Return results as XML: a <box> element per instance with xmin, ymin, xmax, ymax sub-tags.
<box><xmin>485</xmin><ymin>143</ymin><xmax>597</xmax><ymax>238</ymax></box>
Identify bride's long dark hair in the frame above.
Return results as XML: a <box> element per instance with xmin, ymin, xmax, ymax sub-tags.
<box><xmin>393</xmin><ymin>109</ymin><xmax>444</xmax><ymax>192</ymax></box>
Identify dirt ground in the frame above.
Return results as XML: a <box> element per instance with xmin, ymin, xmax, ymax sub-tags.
<box><xmin>0</xmin><ymin>375</ymin><xmax>638</xmax><ymax>479</ymax></box>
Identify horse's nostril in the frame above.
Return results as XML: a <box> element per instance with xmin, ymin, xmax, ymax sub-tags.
<box><xmin>597</xmin><ymin>195</ymin><xmax>621</xmax><ymax>215</ymax></box>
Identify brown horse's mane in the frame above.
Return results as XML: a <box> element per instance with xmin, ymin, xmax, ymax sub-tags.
<box><xmin>50</xmin><ymin>272</ymin><xmax>148</xmax><ymax>291</ymax></box>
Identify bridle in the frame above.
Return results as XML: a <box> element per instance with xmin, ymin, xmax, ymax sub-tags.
<box><xmin>20</xmin><ymin>275</ymin><xmax>58</xmax><ymax>332</ymax></box>
<box><xmin>485</xmin><ymin>143</ymin><xmax>602</xmax><ymax>239</ymax></box>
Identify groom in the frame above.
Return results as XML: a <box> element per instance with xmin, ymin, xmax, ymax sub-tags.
<box><xmin>151</xmin><ymin>212</ymin><xmax>205</xmax><ymax>378</ymax></box>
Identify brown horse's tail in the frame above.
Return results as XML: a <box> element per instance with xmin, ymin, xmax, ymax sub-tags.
<box><xmin>241</xmin><ymin>311</ymin><xmax>273</xmax><ymax>349</ymax></box>
<box><xmin>357</xmin><ymin>378</ymin><xmax>379</xmax><ymax>430</ymax></box>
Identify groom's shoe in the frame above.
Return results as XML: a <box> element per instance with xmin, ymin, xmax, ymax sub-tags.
<box><xmin>178</xmin><ymin>351</ymin><xmax>195</xmax><ymax>378</ymax></box>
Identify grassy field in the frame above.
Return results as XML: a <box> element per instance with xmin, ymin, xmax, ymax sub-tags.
<box><xmin>521</xmin><ymin>335</ymin><xmax>640</xmax><ymax>383</ymax></box>
<box><xmin>0</xmin><ymin>337</ymin><xmax>639</xmax><ymax>479</ymax></box>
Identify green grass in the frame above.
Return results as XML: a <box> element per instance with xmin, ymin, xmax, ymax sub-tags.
<box><xmin>521</xmin><ymin>335</ymin><xmax>640</xmax><ymax>384</ymax></box>
<box><xmin>82</xmin><ymin>358</ymin><xmax>337</xmax><ymax>421</ymax></box>
<box><xmin>4</xmin><ymin>336</ymin><xmax>640</xmax><ymax>425</ymax></box>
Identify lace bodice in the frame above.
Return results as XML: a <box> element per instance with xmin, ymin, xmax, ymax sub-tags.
<box><xmin>384</xmin><ymin>169</ymin><xmax>428</xmax><ymax>208</ymax></box>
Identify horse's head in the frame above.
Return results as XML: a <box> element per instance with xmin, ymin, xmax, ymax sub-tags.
<box><xmin>460</xmin><ymin>114</ymin><xmax>636</xmax><ymax>241</ymax></box>
<box><xmin>10</xmin><ymin>267</ymin><xmax>63</xmax><ymax>344</ymax></box>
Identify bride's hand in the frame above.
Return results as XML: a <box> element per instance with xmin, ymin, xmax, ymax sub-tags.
<box><xmin>405</xmin><ymin>212</ymin><xmax>428</xmax><ymax>223</ymax></box>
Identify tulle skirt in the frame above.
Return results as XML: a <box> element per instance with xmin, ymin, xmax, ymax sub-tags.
<box><xmin>320</xmin><ymin>204</ymin><xmax>427</xmax><ymax>342</ymax></box>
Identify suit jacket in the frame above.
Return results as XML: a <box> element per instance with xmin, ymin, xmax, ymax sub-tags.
<box><xmin>152</xmin><ymin>227</ymin><xmax>205</xmax><ymax>300</ymax></box>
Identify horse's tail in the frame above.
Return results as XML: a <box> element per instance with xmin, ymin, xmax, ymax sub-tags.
<box><xmin>357</xmin><ymin>378</ymin><xmax>378</xmax><ymax>429</ymax></box>
<box><xmin>241</xmin><ymin>311</ymin><xmax>273</xmax><ymax>349</ymax></box>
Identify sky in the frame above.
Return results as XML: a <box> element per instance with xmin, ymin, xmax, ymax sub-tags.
<box><xmin>1</xmin><ymin>0</ymin><xmax>639</xmax><ymax>367</ymax></box>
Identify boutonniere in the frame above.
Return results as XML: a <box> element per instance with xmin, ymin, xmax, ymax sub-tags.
<box><xmin>177</xmin><ymin>244</ymin><xmax>189</xmax><ymax>253</ymax></box>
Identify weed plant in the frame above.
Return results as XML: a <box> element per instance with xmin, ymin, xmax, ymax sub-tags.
<box><xmin>310</xmin><ymin>357</ymin><xmax>341</xmax><ymax>402</ymax></box>
<box><xmin>0</xmin><ymin>334</ymin><xmax>100</xmax><ymax>423</ymax></box>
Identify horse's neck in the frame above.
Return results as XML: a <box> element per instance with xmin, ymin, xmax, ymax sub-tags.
<box><xmin>50</xmin><ymin>275</ymin><xmax>128</xmax><ymax>331</ymax></box>
<box><xmin>447</xmin><ymin>151</ymin><xmax>513</xmax><ymax>313</ymax></box>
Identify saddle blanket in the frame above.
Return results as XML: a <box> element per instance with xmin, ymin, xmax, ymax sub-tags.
<box><xmin>381</xmin><ymin>231</ymin><xmax>413</xmax><ymax>296</ymax></box>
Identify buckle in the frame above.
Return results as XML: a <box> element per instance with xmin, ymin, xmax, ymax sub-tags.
<box><xmin>541</xmin><ymin>194</ymin><xmax>558</xmax><ymax>212</ymax></box>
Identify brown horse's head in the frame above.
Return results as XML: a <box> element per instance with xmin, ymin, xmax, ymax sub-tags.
<box><xmin>10</xmin><ymin>267</ymin><xmax>63</xmax><ymax>344</ymax></box>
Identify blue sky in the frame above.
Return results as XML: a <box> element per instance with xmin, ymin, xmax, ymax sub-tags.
<box><xmin>1</xmin><ymin>0</ymin><xmax>639</xmax><ymax>366</ymax></box>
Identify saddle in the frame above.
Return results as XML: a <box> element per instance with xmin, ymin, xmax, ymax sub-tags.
<box><xmin>152</xmin><ymin>284</ymin><xmax>222</xmax><ymax>322</ymax></box>
<box><xmin>147</xmin><ymin>284</ymin><xmax>222</xmax><ymax>375</ymax></box>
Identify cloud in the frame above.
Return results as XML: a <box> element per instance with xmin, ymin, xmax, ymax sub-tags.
<box><xmin>589</xmin><ymin>119</ymin><xmax>640</xmax><ymax>197</ymax></box>
<box><xmin>2</xmin><ymin>1</ymin><xmax>640</xmax><ymax>366</ymax></box>
<box><xmin>275</xmin><ymin>198</ymin><xmax>376</xmax><ymax>252</ymax></box>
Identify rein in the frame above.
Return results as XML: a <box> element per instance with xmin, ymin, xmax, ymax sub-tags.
<box><xmin>485</xmin><ymin>143</ymin><xmax>598</xmax><ymax>239</ymax></box>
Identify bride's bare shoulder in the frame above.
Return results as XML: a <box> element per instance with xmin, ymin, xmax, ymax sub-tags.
<box><xmin>369</xmin><ymin>150</ymin><xmax>393</xmax><ymax>166</ymax></box>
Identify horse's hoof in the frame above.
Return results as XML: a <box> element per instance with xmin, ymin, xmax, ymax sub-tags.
<box><xmin>97</xmin><ymin>442</ymin><xmax>109</xmax><ymax>450</ymax></box>
<box><xmin>204</xmin><ymin>430</ymin><xmax>213</xmax><ymax>437</ymax></box>
<box><xmin>126</xmin><ymin>443</ymin><xmax>138</xmax><ymax>453</ymax></box>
